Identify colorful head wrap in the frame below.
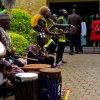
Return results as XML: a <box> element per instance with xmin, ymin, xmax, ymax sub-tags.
<box><xmin>31</xmin><ymin>14</ymin><xmax>42</xmax><ymax>27</ymax></box>
<box><xmin>0</xmin><ymin>12</ymin><xmax>10</xmax><ymax>19</ymax></box>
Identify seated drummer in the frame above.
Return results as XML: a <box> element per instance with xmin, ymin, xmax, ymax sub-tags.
<box><xmin>0</xmin><ymin>12</ymin><xmax>26</xmax><ymax>67</ymax></box>
<box><xmin>0</xmin><ymin>12</ymin><xmax>12</xmax><ymax>58</ymax></box>
<box><xmin>25</xmin><ymin>33</ymin><xmax>55</xmax><ymax>67</ymax></box>
<box><xmin>0</xmin><ymin>59</ymin><xmax>24</xmax><ymax>96</ymax></box>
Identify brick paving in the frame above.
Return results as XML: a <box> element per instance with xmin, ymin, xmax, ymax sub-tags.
<box><xmin>5</xmin><ymin>52</ymin><xmax>100</xmax><ymax>100</ymax></box>
<box><xmin>61</xmin><ymin>53</ymin><xmax>100</xmax><ymax>100</ymax></box>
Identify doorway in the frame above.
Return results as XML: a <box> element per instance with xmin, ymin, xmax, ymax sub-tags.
<box><xmin>49</xmin><ymin>1</ymin><xmax>99</xmax><ymax>46</ymax></box>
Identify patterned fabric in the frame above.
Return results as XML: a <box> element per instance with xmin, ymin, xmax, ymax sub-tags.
<box><xmin>25</xmin><ymin>43</ymin><xmax>47</xmax><ymax>61</ymax></box>
<box><xmin>0</xmin><ymin>12</ymin><xmax>10</xmax><ymax>19</ymax></box>
<box><xmin>11</xmin><ymin>64</ymin><xmax>24</xmax><ymax>73</ymax></box>
<box><xmin>0</xmin><ymin>27</ymin><xmax>12</xmax><ymax>52</ymax></box>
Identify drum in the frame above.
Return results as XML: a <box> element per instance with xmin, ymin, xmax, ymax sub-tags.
<box><xmin>15</xmin><ymin>72</ymin><xmax>38</xmax><ymax>100</ymax></box>
<box><xmin>21</xmin><ymin>64</ymin><xmax>51</xmax><ymax>72</ymax></box>
<box><xmin>0</xmin><ymin>42</ymin><xmax>6</xmax><ymax>58</ymax></box>
<box><xmin>39</xmin><ymin>68</ymin><xmax>62</xmax><ymax>100</ymax></box>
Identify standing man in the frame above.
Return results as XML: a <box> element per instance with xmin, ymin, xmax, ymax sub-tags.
<box><xmin>68</xmin><ymin>9</ymin><xmax>82</xmax><ymax>55</ymax></box>
<box><xmin>56</xmin><ymin>9</ymin><xmax>68</xmax><ymax>65</ymax></box>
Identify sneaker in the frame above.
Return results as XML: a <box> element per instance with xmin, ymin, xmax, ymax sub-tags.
<box><xmin>57</xmin><ymin>61</ymin><xmax>63</xmax><ymax>66</ymax></box>
<box><xmin>53</xmin><ymin>63</ymin><xmax>57</xmax><ymax>68</ymax></box>
<box><xmin>69</xmin><ymin>52</ymin><xmax>74</xmax><ymax>55</ymax></box>
<box><xmin>62</xmin><ymin>60</ymin><xmax>67</xmax><ymax>63</ymax></box>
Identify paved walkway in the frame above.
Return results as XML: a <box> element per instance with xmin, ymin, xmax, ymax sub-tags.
<box><xmin>61</xmin><ymin>53</ymin><xmax>100</xmax><ymax>100</ymax></box>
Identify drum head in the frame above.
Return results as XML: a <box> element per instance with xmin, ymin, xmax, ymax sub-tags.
<box><xmin>24</xmin><ymin>64</ymin><xmax>51</xmax><ymax>68</ymax></box>
<box><xmin>15</xmin><ymin>72</ymin><xmax>38</xmax><ymax>82</ymax></box>
<box><xmin>40</xmin><ymin>68</ymin><xmax>61</xmax><ymax>74</ymax></box>
<box><xmin>0</xmin><ymin>42</ymin><xmax>6</xmax><ymax>58</ymax></box>
<box><xmin>22</xmin><ymin>64</ymin><xmax>51</xmax><ymax>72</ymax></box>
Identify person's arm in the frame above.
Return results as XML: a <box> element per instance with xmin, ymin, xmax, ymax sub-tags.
<box><xmin>38</xmin><ymin>19</ymin><xmax>62</xmax><ymax>35</ymax></box>
<box><xmin>54</xmin><ymin>23</ymin><xmax>75</xmax><ymax>29</ymax></box>
<box><xmin>91</xmin><ymin>21</ymin><xmax>96</xmax><ymax>31</ymax></box>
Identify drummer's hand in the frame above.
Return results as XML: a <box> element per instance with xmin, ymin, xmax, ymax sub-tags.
<box><xmin>9</xmin><ymin>59</ymin><xmax>13</xmax><ymax>64</ymax></box>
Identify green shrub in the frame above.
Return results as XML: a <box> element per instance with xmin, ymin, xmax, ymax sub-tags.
<box><xmin>8</xmin><ymin>31</ymin><xmax>29</xmax><ymax>55</ymax></box>
<box><xmin>10</xmin><ymin>8</ymin><xmax>34</xmax><ymax>43</ymax></box>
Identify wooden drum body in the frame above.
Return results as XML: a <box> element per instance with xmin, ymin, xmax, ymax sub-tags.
<box><xmin>15</xmin><ymin>72</ymin><xmax>38</xmax><ymax>100</ymax></box>
<box><xmin>39</xmin><ymin>68</ymin><xmax>62</xmax><ymax>100</ymax></box>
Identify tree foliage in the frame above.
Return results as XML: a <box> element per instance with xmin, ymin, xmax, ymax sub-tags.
<box><xmin>8</xmin><ymin>31</ymin><xmax>29</xmax><ymax>54</ymax></box>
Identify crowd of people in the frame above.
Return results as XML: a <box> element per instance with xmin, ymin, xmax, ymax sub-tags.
<box><xmin>0</xmin><ymin>5</ymin><xmax>100</xmax><ymax>97</ymax></box>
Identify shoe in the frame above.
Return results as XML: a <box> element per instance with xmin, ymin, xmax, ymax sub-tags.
<box><xmin>57</xmin><ymin>61</ymin><xmax>63</xmax><ymax>66</ymax></box>
<box><xmin>78</xmin><ymin>51</ymin><xmax>83</xmax><ymax>54</ymax></box>
<box><xmin>75</xmin><ymin>51</ymin><xmax>78</xmax><ymax>54</ymax></box>
<box><xmin>62</xmin><ymin>60</ymin><xmax>67</xmax><ymax>63</ymax></box>
<box><xmin>53</xmin><ymin>63</ymin><xmax>57</xmax><ymax>68</ymax></box>
<box><xmin>69</xmin><ymin>52</ymin><xmax>74</xmax><ymax>55</ymax></box>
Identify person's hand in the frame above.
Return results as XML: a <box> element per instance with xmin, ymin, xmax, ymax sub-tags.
<box><xmin>9</xmin><ymin>59</ymin><xmax>13</xmax><ymax>64</ymax></box>
<box><xmin>70</xmin><ymin>25</ymin><xmax>76</xmax><ymax>29</ymax></box>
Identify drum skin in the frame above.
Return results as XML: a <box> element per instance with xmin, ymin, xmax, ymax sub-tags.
<box><xmin>21</xmin><ymin>64</ymin><xmax>51</xmax><ymax>72</ymax></box>
<box><xmin>0</xmin><ymin>42</ymin><xmax>6</xmax><ymax>58</ymax></box>
<box><xmin>39</xmin><ymin>68</ymin><xmax>62</xmax><ymax>100</ymax></box>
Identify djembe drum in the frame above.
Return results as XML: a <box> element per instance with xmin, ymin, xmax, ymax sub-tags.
<box><xmin>0</xmin><ymin>42</ymin><xmax>6</xmax><ymax>89</ymax></box>
<box><xmin>39</xmin><ymin>68</ymin><xmax>62</xmax><ymax>100</ymax></box>
<box><xmin>15</xmin><ymin>72</ymin><xmax>38</xmax><ymax>100</ymax></box>
<box><xmin>0</xmin><ymin>42</ymin><xmax>6</xmax><ymax>58</ymax></box>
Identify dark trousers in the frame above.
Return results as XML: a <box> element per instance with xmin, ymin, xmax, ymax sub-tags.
<box><xmin>77</xmin><ymin>36</ymin><xmax>83</xmax><ymax>52</ymax></box>
<box><xmin>69</xmin><ymin>34</ymin><xmax>81</xmax><ymax>53</ymax></box>
<box><xmin>43</xmin><ymin>56</ymin><xmax>55</xmax><ymax>68</ymax></box>
<box><xmin>56</xmin><ymin>42</ymin><xmax>66</xmax><ymax>63</ymax></box>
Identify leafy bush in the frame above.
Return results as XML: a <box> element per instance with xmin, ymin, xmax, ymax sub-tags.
<box><xmin>8</xmin><ymin>31</ymin><xmax>29</xmax><ymax>55</ymax></box>
<box><xmin>10</xmin><ymin>8</ymin><xmax>34</xmax><ymax>42</ymax></box>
